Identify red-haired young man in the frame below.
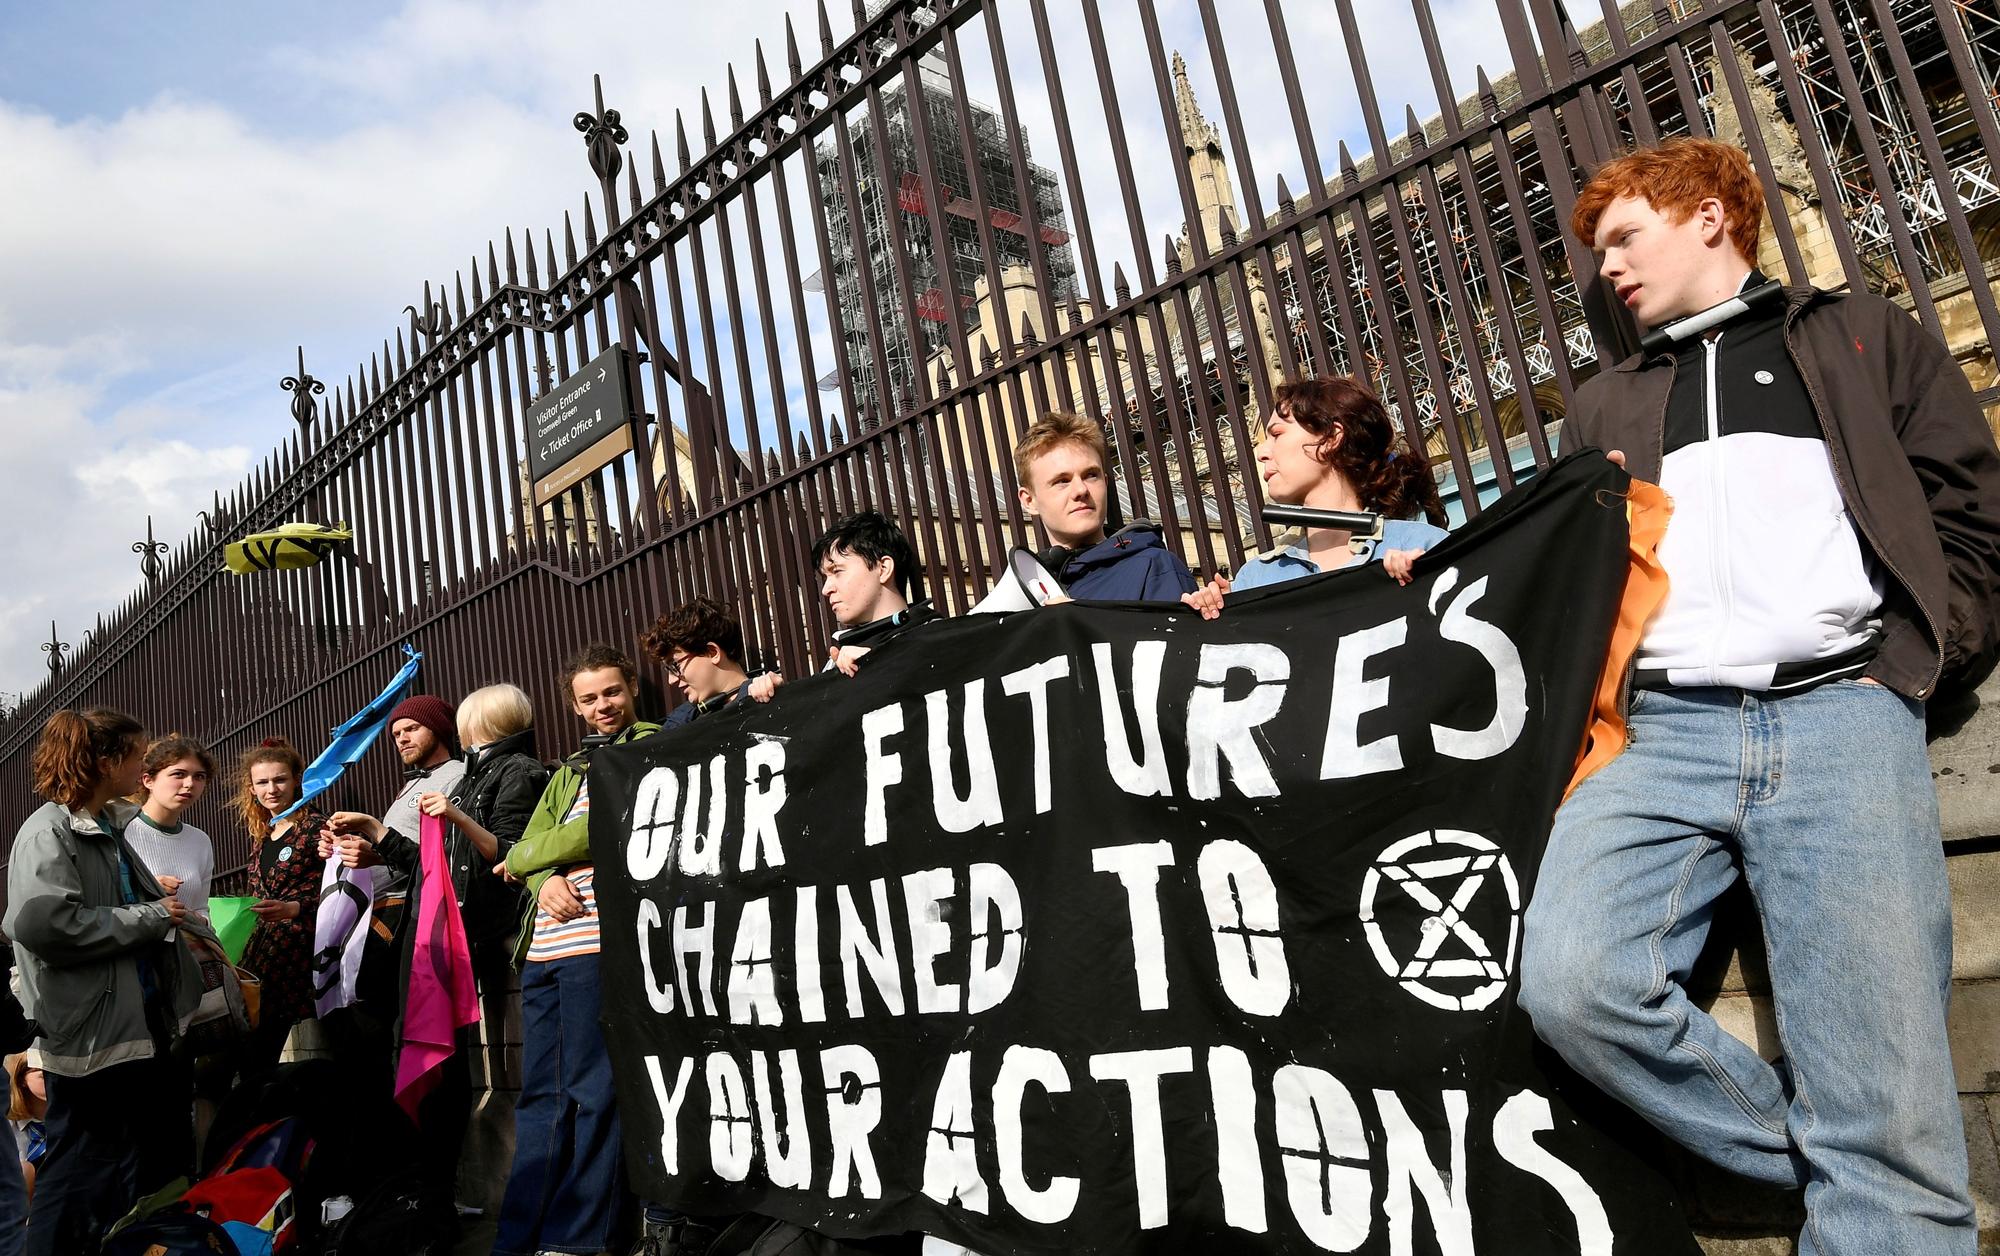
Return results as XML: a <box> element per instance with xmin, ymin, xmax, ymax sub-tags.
<box><xmin>1520</xmin><ymin>137</ymin><xmax>2000</xmax><ymax>1253</ymax></box>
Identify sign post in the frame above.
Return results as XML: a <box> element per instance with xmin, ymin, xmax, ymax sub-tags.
<box><xmin>528</xmin><ymin>344</ymin><xmax>637</xmax><ymax>507</ymax></box>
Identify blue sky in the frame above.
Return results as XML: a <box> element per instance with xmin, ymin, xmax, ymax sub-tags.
<box><xmin>0</xmin><ymin>0</ymin><xmax>1510</xmax><ymax>710</ymax></box>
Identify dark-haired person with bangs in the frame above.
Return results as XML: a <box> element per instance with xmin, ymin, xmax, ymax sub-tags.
<box><xmin>5</xmin><ymin>708</ymin><xmax>208</xmax><ymax>1256</ymax></box>
<box><xmin>492</xmin><ymin>643</ymin><xmax>658</xmax><ymax>1256</ymax></box>
<box><xmin>1229</xmin><ymin>375</ymin><xmax>1449</xmax><ymax>592</ymax></box>
<box><xmin>814</xmin><ymin>510</ymin><xmax>940</xmax><ymax>674</ymax></box>
<box><xmin>123</xmin><ymin>734</ymin><xmax>217</xmax><ymax>924</ymax></box>
<box><xmin>1516</xmin><ymin>137</ymin><xmax>2000</xmax><ymax>1253</ymax></box>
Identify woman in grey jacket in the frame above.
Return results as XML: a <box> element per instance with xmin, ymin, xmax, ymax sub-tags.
<box><xmin>3</xmin><ymin>708</ymin><xmax>204</xmax><ymax>1256</ymax></box>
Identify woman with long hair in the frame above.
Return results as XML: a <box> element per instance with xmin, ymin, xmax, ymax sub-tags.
<box><xmin>233</xmin><ymin>737</ymin><xmax>328</xmax><ymax>1078</ymax></box>
<box><xmin>123</xmin><ymin>734</ymin><xmax>217</xmax><ymax>923</ymax></box>
<box><xmin>3</xmin><ymin>708</ymin><xmax>206</xmax><ymax>1256</ymax></box>
<box><xmin>1231</xmin><ymin>375</ymin><xmax>1450</xmax><ymax>591</ymax></box>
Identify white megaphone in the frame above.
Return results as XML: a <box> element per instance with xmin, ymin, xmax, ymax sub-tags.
<box><xmin>969</xmin><ymin>547</ymin><xmax>1067</xmax><ymax>614</ymax></box>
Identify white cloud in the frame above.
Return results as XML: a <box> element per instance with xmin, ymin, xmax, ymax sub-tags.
<box><xmin>0</xmin><ymin>0</ymin><xmax>824</xmax><ymax>707</ymax></box>
<box><xmin>0</xmin><ymin>0</ymin><xmax>1517</xmax><ymax>710</ymax></box>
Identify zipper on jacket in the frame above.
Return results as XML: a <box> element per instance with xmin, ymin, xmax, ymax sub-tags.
<box><xmin>1782</xmin><ymin>306</ymin><xmax>1943</xmax><ymax>699</ymax></box>
<box><xmin>1702</xmin><ymin>336</ymin><xmax>1736</xmax><ymax>687</ymax></box>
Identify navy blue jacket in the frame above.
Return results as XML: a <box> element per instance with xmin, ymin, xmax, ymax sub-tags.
<box><xmin>1059</xmin><ymin>524</ymin><xmax>1199</xmax><ymax>601</ymax></box>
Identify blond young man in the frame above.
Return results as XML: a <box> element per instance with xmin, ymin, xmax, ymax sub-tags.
<box><xmin>1014</xmin><ymin>412</ymin><xmax>1199</xmax><ymax>602</ymax></box>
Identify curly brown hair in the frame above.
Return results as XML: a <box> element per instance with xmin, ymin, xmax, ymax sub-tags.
<box><xmin>29</xmin><ymin>709</ymin><xmax>145</xmax><ymax>810</ymax></box>
<box><xmin>1270</xmin><ymin>376</ymin><xmax>1447</xmax><ymax>526</ymax></box>
<box><xmin>235</xmin><ymin>737</ymin><xmax>304</xmax><ymax>839</ymax></box>
<box><xmin>640</xmin><ymin>597</ymin><xmax>745</xmax><ymax>670</ymax></box>
<box><xmin>560</xmin><ymin>643</ymin><xmax>637</xmax><ymax>692</ymax></box>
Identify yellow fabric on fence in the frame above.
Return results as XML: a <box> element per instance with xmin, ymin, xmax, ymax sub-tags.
<box><xmin>223</xmin><ymin>522</ymin><xmax>352</xmax><ymax>574</ymax></box>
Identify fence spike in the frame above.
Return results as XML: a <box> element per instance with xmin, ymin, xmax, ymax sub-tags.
<box><xmin>1338</xmin><ymin>139</ymin><xmax>1358</xmax><ymax>188</ymax></box>
<box><xmin>935</xmin><ymin>357</ymin><xmax>952</xmax><ymax>390</ymax></box>
<box><xmin>978</xmin><ymin>334</ymin><xmax>996</xmax><ymax>370</ymax></box>
<box><xmin>472</xmin><ymin>256</ymin><xmax>487</xmax><ymax>306</ymax></box>
<box><xmin>347</xmin><ymin>376</ymin><xmax>359</xmax><ymax>416</ymax></box>
<box><xmin>370</xmin><ymin>352</ymin><xmax>382</xmax><ymax>396</ymax></box>
<box><xmin>701</xmin><ymin>88</ymin><xmax>718</xmax><ymax>151</ymax></box>
<box><xmin>765</xmin><ymin>450</ymin><xmax>782</xmax><ymax>477</ymax></box>
<box><xmin>1405</xmin><ymin>104</ymin><xmax>1426</xmax><ymax>150</ymax></box>
<box><xmin>650</xmin><ymin>130</ymin><xmax>668</xmax><ymax>194</ymax></box>
<box><xmin>563</xmin><ymin>211</ymin><xmax>580</xmax><ymax>267</ymax></box>
<box><xmin>523</xmin><ymin>228</ymin><xmax>542</xmax><ymax>287</ymax></box>
<box><xmin>452</xmin><ymin>270</ymin><xmax>467</xmax><ymax>321</ymax></box>
<box><xmin>829</xmin><ymin>414</ymin><xmax>845</xmax><ymax>446</ymax></box>
<box><xmin>395</xmin><ymin>329</ymin><xmax>408</xmax><ymax>375</ymax></box>
<box><xmin>1476</xmin><ymin>66</ymin><xmax>1500</xmax><ymax>123</ymax></box>
<box><xmin>1113</xmin><ymin>262</ymin><xmax>1131</xmax><ymax>304</ymax></box>
<box><xmin>1019</xmin><ymin>308</ymin><xmax>1040</xmax><ymax>349</ymax></box>
<box><xmin>755</xmin><ymin>40</ymin><xmax>773</xmax><ymax>108</ymax></box>
<box><xmin>582</xmin><ymin>197</ymin><xmax>599</xmax><ymax>251</ymax></box>
<box><xmin>851</xmin><ymin>0</ymin><xmax>866</xmax><ymax>28</ymax></box>
<box><xmin>1276</xmin><ymin>172</ymin><xmax>1296</xmax><ymax>215</ymax></box>
<box><xmin>728</xmin><ymin>64</ymin><xmax>745</xmax><ymax>131</ymax></box>
<box><xmin>626</xmin><ymin>161</ymin><xmax>644</xmax><ymax>218</ymax></box>
<box><xmin>504</xmin><ymin>228</ymin><xmax>521</xmax><ymax>284</ymax></box>
<box><xmin>676</xmin><ymin>110</ymin><xmax>692</xmax><ymax>174</ymax></box>
<box><xmin>817</xmin><ymin>0</ymin><xmax>834</xmax><ymax>58</ymax></box>
<box><xmin>786</xmin><ymin>13</ymin><xmax>803</xmax><ymax>79</ymax></box>
<box><xmin>1163</xmin><ymin>234</ymin><xmax>1182</xmax><ymax>277</ymax></box>
<box><xmin>486</xmin><ymin>239</ymin><xmax>501</xmax><ymax>290</ymax></box>
<box><xmin>545</xmin><ymin>228</ymin><xmax>560</xmax><ymax>283</ymax></box>
<box><xmin>795</xmin><ymin>432</ymin><xmax>812</xmax><ymax>462</ymax></box>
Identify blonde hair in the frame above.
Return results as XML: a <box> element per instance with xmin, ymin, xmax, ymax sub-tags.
<box><xmin>458</xmin><ymin>683</ymin><xmax>534</xmax><ymax>748</ymax></box>
<box><xmin>1013</xmin><ymin>411</ymin><xmax>1111</xmax><ymax>487</ymax></box>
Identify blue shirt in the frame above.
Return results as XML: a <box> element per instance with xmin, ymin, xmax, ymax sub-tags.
<box><xmin>1231</xmin><ymin>518</ymin><xmax>1450</xmax><ymax>592</ymax></box>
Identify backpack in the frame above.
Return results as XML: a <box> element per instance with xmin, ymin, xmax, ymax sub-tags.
<box><xmin>101</xmin><ymin>1211</ymin><xmax>241</xmax><ymax>1256</ymax></box>
<box><xmin>178</xmin><ymin>1117</ymin><xmax>312</xmax><ymax>1251</ymax></box>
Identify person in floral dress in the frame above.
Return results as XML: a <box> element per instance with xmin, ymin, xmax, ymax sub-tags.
<box><xmin>233</xmin><ymin>738</ymin><xmax>325</xmax><ymax>1079</ymax></box>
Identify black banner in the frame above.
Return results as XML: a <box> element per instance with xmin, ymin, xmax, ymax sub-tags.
<box><xmin>591</xmin><ymin>453</ymin><xmax>1697</xmax><ymax>1255</ymax></box>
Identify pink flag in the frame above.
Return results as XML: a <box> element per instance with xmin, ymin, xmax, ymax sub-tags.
<box><xmin>394</xmin><ymin>813</ymin><xmax>481</xmax><ymax>1121</ymax></box>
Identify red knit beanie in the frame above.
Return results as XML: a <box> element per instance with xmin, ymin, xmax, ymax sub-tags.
<box><xmin>388</xmin><ymin>694</ymin><xmax>458</xmax><ymax>753</ymax></box>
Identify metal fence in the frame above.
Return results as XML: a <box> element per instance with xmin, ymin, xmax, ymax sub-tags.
<box><xmin>6</xmin><ymin>0</ymin><xmax>2000</xmax><ymax>879</ymax></box>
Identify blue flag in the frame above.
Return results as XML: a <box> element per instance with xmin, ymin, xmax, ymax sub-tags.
<box><xmin>277</xmin><ymin>643</ymin><xmax>423</xmax><ymax>820</ymax></box>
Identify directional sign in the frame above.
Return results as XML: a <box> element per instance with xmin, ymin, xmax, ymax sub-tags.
<box><xmin>527</xmin><ymin>344</ymin><xmax>635</xmax><ymax>507</ymax></box>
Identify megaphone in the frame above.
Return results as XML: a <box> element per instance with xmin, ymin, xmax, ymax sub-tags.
<box><xmin>969</xmin><ymin>547</ymin><xmax>1066</xmax><ymax>614</ymax></box>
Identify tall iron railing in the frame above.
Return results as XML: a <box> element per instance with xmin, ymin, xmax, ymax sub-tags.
<box><xmin>6</xmin><ymin>0</ymin><xmax>1999</xmax><ymax>879</ymax></box>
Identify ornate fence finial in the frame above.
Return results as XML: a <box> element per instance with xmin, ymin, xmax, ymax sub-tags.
<box><xmin>132</xmin><ymin>515</ymin><xmax>168</xmax><ymax>581</ymax></box>
<box><xmin>42</xmin><ymin>621</ymin><xmax>67</xmax><ymax>676</ymax></box>
<box><xmin>282</xmin><ymin>346</ymin><xmax>324</xmax><ymax>429</ymax></box>
<box><xmin>575</xmin><ymin>74</ymin><xmax>629</xmax><ymax>184</ymax></box>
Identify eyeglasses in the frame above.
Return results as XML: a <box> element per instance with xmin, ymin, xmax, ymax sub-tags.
<box><xmin>665</xmin><ymin>652</ymin><xmax>695</xmax><ymax>681</ymax></box>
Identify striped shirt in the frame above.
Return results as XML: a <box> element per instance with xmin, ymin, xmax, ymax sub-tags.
<box><xmin>525</xmin><ymin>779</ymin><xmax>601</xmax><ymax>962</ymax></box>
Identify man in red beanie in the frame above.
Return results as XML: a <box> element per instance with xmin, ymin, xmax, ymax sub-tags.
<box><xmin>366</xmin><ymin>695</ymin><xmax>466</xmax><ymax>893</ymax></box>
<box><xmin>321</xmin><ymin>693</ymin><xmax>468</xmax><ymax>1088</ymax></box>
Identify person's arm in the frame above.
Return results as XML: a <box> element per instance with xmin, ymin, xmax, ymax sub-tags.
<box><xmin>483</xmin><ymin>762</ymin><xmax>551</xmax><ymax>861</ymax></box>
<box><xmin>1892</xmin><ymin>320</ymin><xmax>2000</xmax><ymax>691</ymax></box>
<box><xmin>503</xmin><ymin>772</ymin><xmax>588</xmax><ymax>877</ymax></box>
<box><xmin>4</xmin><ymin>828</ymin><xmax>176</xmax><ymax>964</ymax></box>
<box><xmin>370</xmin><ymin>827</ymin><xmax>420</xmax><ymax>873</ymax></box>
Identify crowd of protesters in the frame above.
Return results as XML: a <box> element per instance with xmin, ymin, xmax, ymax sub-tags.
<box><xmin>2</xmin><ymin>136</ymin><xmax>1997</xmax><ymax>1256</ymax></box>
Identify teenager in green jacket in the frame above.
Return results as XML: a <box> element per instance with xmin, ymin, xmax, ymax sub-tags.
<box><xmin>491</xmin><ymin>644</ymin><xmax>657</xmax><ymax>1256</ymax></box>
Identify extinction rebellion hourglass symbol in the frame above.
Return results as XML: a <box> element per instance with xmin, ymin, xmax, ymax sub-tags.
<box><xmin>1358</xmin><ymin>829</ymin><xmax>1522</xmax><ymax>1012</ymax></box>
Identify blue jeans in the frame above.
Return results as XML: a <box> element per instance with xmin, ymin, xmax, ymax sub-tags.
<box><xmin>1520</xmin><ymin>682</ymin><xmax>1974</xmax><ymax>1255</ymax></box>
<box><xmin>493</xmin><ymin>955</ymin><xmax>626</xmax><ymax>1256</ymax></box>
